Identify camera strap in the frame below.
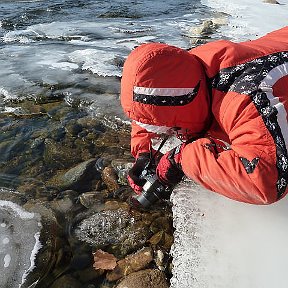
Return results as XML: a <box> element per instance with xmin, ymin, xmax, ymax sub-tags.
<box><xmin>148</xmin><ymin>135</ymin><xmax>169</xmax><ymax>167</ymax></box>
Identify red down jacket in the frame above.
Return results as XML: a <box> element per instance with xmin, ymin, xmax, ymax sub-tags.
<box><xmin>120</xmin><ymin>26</ymin><xmax>288</xmax><ymax>205</ymax></box>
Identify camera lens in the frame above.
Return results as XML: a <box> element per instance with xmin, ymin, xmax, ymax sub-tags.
<box><xmin>133</xmin><ymin>190</ymin><xmax>160</xmax><ymax>207</ymax></box>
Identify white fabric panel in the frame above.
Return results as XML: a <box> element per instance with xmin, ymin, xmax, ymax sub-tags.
<box><xmin>133</xmin><ymin>86</ymin><xmax>197</xmax><ymax>96</ymax></box>
<box><xmin>259</xmin><ymin>63</ymin><xmax>288</xmax><ymax>149</ymax></box>
<box><xmin>135</xmin><ymin>120</ymin><xmax>172</xmax><ymax>134</ymax></box>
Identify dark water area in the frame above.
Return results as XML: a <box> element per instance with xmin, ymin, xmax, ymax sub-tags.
<box><xmin>0</xmin><ymin>0</ymin><xmax>221</xmax><ymax>287</ymax></box>
<box><xmin>0</xmin><ymin>0</ymin><xmax>209</xmax><ymax>31</ymax></box>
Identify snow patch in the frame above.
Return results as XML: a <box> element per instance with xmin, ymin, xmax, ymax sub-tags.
<box><xmin>4</xmin><ymin>254</ymin><xmax>11</xmax><ymax>268</ymax></box>
<box><xmin>0</xmin><ymin>201</ymin><xmax>35</xmax><ymax>219</ymax></box>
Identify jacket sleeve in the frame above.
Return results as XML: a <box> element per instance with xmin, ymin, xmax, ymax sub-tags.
<box><xmin>131</xmin><ymin>121</ymin><xmax>157</xmax><ymax>158</ymax></box>
<box><xmin>180</xmin><ymin>92</ymin><xmax>280</xmax><ymax>205</ymax></box>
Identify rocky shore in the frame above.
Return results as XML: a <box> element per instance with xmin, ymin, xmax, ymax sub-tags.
<box><xmin>0</xmin><ymin>17</ymin><xmax>228</xmax><ymax>287</ymax></box>
<box><xmin>0</xmin><ymin>94</ymin><xmax>174</xmax><ymax>288</ymax></box>
<box><xmin>0</xmin><ymin>13</ymin><xmax>255</xmax><ymax>286</ymax></box>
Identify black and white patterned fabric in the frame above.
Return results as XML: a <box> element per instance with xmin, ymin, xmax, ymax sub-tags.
<box><xmin>211</xmin><ymin>51</ymin><xmax>288</xmax><ymax>199</ymax></box>
<box><xmin>133</xmin><ymin>81</ymin><xmax>200</xmax><ymax>106</ymax></box>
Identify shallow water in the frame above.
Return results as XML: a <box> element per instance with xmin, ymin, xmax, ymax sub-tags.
<box><xmin>0</xmin><ymin>1</ymin><xmax>219</xmax><ymax>286</ymax></box>
<box><xmin>0</xmin><ymin>0</ymin><xmax>219</xmax><ymax>197</ymax></box>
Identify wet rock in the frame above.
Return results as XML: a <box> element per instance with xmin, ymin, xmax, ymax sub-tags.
<box><xmin>85</xmin><ymin>132</ymin><xmax>98</xmax><ymax>141</ymax></box>
<box><xmin>69</xmin><ymin>251</ymin><xmax>94</xmax><ymax>271</ymax></box>
<box><xmin>106</xmin><ymin>247</ymin><xmax>153</xmax><ymax>281</ymax></box>
<box><xmin>191</xmin><ymin>20</ymin><xmax>219</xmax><ymax>36</ymax></box>
<box><xmin>110</xmin><ymin>186</ymin><xmax>134</xmax><ymax>202</ymax></box>
<box><xmin>49</xmin><ymin>192</ymin><xmax>75</xmax><ymax>214</ymax></box>
<box><xmin>148</xmin><ymin>214</ymin><xmax>174</xmax><ymax>251</ymax></box>
<box><xmin>0</xmin><ymin>139</ymin><xmax>15</xmax><ymax>158</ymax></box>
<box><xmin>17</xmin><ymin>180</ymin><xmax>58</xmax><ymax>200</ymax></box>
<box><xmin>72</xmin><ymin>266</ymin><xmax>104</xmax><ymax>283</ymax></box>
<box><xmin>0</xmin><ymin>187</ymin><xmax>28</xmax><ymax>205</ymax></box>
<box><xmin>97</xmin><ymin>284</ymin><xmax>115</xmax><ymax>288</ymax></box>
<box><xmin>65</xmin><ymin>122</ymin><xmax>83</xmax><ymax>136</ymax></box>
<box><xmin>78</xmin><ymin>190</ymin><xmax>109</xmax><ymax>209</ymax></box>
<box><xmin>20</xmin><ymin>102</ymin><xmax>46</xmax><ymax>115</ymax></box>
<box><xmin>74</xmin><ymin>205</ymin><xmax>150</xmax><ymax>257</ymax></box>
<box><xmin>101</xmin><ymin>166</ymin><xmax>120</xmax><ymax>191</ymax></box>
<box><xmin>115</xmin><ymin>269</ymin><xmax>169</xmax><ymax>288</ymax></box>
<box><xmin>59</xmin><ymin>158</ymin><xmax>101</xmax><ymax>191</ymax></box>
<box><xmin>154</xmin><ymin>249</ymin><xmax>166</xmax><ymax>271</ymax></box>
<box><xmin>50</xmin><ymin>127</ymin><xmax>66</xmax><ymax>141</ymax></box>
<box><xmin>103</xmin><ymin>200</ymin><xmax>130</xmax><ymax>211</ymax></box>
<box><xmin>148</xmin><ymin>231</ymin><xmax>164</xmax><ymax>245</ymax></box>
<box><xmin>73</xmin><ymin>138</ymin><xmax>95</xmax><ymax>161</ymax></box>
<box><xmin>94</xmin><ymin>132</ymin><xmax>119</xmax><ymax>147</ymax></box>
<box><xmin>43</xmin><ymin>138</ymin><xmax>81</xmax><ymax>169</ymax></box>
<box><xmin>95</xmin><ymin>157</ymin><xmax>110</xmax><ymax>172</ymax></box>
<box><xmin>150</xmin><ymin>215</ymin><xmax>173</xmax><ymax>234</ymax></box>
<box><xmin>263</xmin><ymin>0</ymin><xmax>279</xmax><ymax>3</ymax></box>
<box><xmin>111</xmin><ymin>159</ymin><xmax>133</xmax><ymax>185</ymax></box>
<box><xmin>187</xmin><ymin>17</ymin><xmax>227</xmax><ymax>46</ymax></box>
<box><xmin>30</xmin><ymin>137</ymin><xmax>45</xmax><ymax>149</ymax></box>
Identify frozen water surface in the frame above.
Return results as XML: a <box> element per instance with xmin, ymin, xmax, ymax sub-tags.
<box><xmin>202</xmin><ymin>0</ymin><xmax>288</xmax><ymax>41</ymax></box>
<box><xmin>171</xmin><ymin>181</ymin><xmax>288</xmax><ymax>288</ymax></box>
<box><xmin>0</xmin><ymin>199</ymin><xmax>42</xmax><ymax>287</ymax></box>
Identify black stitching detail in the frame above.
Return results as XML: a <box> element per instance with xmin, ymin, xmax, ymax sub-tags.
<box><xmin>240</xmin><ymin>157</ymin><xmax>260</xmax><ymax>174</ymax></box>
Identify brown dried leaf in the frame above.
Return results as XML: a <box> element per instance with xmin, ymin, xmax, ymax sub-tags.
<box><xmin>93</xmin><ymin>249</ymin><xmax>117</xmax><ymax>270</ymax></box>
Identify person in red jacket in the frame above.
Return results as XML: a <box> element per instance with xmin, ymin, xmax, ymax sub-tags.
<box><xmin>120</xmin><ymin>26</ymin><xmax>288</xmax><ymax>205</ymax></box>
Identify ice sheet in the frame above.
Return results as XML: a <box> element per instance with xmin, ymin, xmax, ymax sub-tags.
<box><xmin>171</xmin><ymin>181</ymin><xmax>288</xmax><ymax>288</ymax></box>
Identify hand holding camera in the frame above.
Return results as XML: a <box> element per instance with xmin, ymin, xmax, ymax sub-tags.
<box><xmin>128</xmin><ymin>143</ymin><xmax>186</xmax><ymax>207</ymax></box>
<box><xmin>127</xmin><ymin>152</ymin><xmax>151</xmax><ymax>195</ymax></box>
<box><xmin>156</xmin><ymin>144</ymin><xmax>185</xmax><ymax>187</ymax></box>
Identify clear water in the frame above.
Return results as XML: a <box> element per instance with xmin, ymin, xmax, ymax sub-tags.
<box><xmin>0</xmin><ymin>1</ymin><xmax>219</xmax><ymax>286</ymax></box>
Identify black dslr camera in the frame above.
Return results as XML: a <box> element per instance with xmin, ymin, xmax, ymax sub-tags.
<box><xmin>132</xmin><ymin>162</ymin><xmax>172</xmax><ymax>208</ymax></box>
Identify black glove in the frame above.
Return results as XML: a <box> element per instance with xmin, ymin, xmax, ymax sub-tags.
<box><xmin>128</xmin><ymin>153</ymin><xmax>150</xmax><ymax>194</ymax></box>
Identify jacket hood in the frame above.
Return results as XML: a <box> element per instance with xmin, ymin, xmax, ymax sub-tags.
<box><xmin>120</xmin><ymin>43</ymin><xmax>210</xmax><ymax>135</ymax></box>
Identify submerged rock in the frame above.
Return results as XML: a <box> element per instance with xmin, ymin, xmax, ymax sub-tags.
<box><xmin>111</xmin><ymin>159</ymin><xmax>133</xmax><ymax>186</ymax></box>
<box><xmin>115</xmin><ymin>269</ymin><xmax>169</xmax><ymax>288</ymax></box>
<box><xmin>59</xmin><ymin>158</ymin><xmax>101</xmax><ymax>191</ymax></box>
<box><xmin>106</xmin><ymin>247</ymin><xmax>153</xmax><ymax>281</ymax></box>
<box><xmin>43</xmin><ymin>138</ymin><xmax>82</xmax><ymax>169</ymax></box>
<box><xmin>78</xmin><ymin>190</ymin><xmax>109</xmax><ymax>209</ymax></box>
<box><xmin>49</xmin><ymin>275</ymin><xmax>82</xmax><ymax>288</ymax></box>
<box><xmin>101</xmin><ymin>166</ymin><xmax>120</xmax><ymax>192</ymax></box>
<box><xmin>74</xmin><ymin>205</ymin><xmax>150</xmax><ymax>257</ymax></box>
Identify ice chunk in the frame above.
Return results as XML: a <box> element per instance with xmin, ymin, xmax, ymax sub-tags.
<box><xmin>0</xmin><ymin>200</ymin><xmax>42</xmax><ymax>288</ymax></box>
<box><xmin>171</xmin><ymin>181</ymin><xmax>288</xmax><ymax>288</ymax></box>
